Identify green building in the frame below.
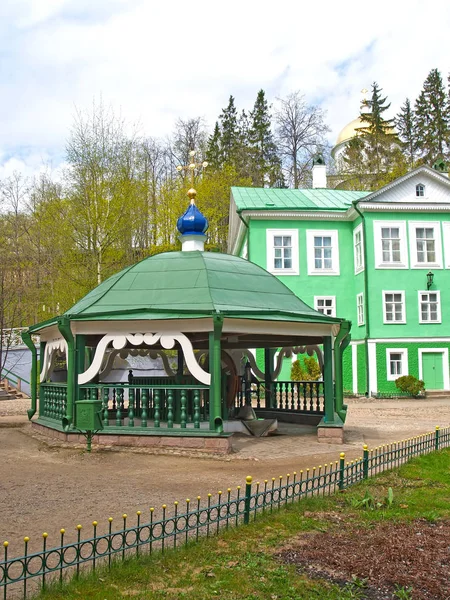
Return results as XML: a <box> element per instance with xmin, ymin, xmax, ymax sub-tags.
<box><xmin>228</xmin><ymin>164</ymin><xmax>450</xmax><ymax>395</ymax></box>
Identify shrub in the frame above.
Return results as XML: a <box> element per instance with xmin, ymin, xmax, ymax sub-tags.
<box><xmin>395</xmin><ymin>375</ymin><xmax>425</xmax><ymax>397</ymax></box>
<box><xmin>291</xmin><ymin>356</ymin><xmax>321</xmax><ymax>381</ymax></box>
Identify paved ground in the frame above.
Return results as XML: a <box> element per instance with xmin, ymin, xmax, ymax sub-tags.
<box><xmin>1</xmin><ymin>396</ymin><xmax>449</xmax><ymax>556</ymax></box>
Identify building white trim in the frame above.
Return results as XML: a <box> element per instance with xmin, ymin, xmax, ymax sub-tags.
<box><xmin>368</xmin><ymin>341</ymin><xmax>377</xmax><ymax>394</ymax></box>
<box><xmin>356</xmin><ymin>293</ymin><xmax>364</xmax><ymax>326</ymax></box>
<box><xmin>408</xmin><ymin>220</ymin><xmax>443</xmax><ymax>269</ymax></box>
<box><xmin>373</xmin><ymin>220</ymin><xmax>408</xmax><ymax>269</ymax></box>
<box><xmin>442</xmin><ymin>222</ymin><xmax>450</xmax><ymax>268</ymax></box>
<box><xmin>418</xmin><ymin>290</ymin><xmax>441</xmax><ymax>324</ymax></box>
<box><xmin>353</xmin><ymin>223</ymin><xmax>364</xmax><ymax>274</ymax></box>
<box><xmin>385</xmin><ymin>348</ymin><xmax>408</xmax><ymax>381</ymax></box>
<box><xmin>383</xmin><ymin>290</ymin><xmax>406</xmax><ymax>324</ymax></box>
<box><xmin>266</xmin><ymin>229</ymin><xmax>299</xmax><ymax>276</ymax></box>
<box><xmin>306</xmin><ymin>229</ymin><xmax>340</xmax><ymax>276</ymax></box>
<box><xmin>370</xmin><ymin>337</ymin><xmax>450</xmax><ymax>343</ymax></box>
<box><xmin>418</xmin><ymin>348</ymin><xmax>450</xmax><ymax>390</ymax></box>
<box><xmin>352</xmin><ymin>343</ymin><xmax>358</xmax><ymax>393</ymax></box>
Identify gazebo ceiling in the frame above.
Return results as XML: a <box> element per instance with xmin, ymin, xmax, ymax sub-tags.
<box><xmin>60</xmin><ymin>251</ymin><xmax>341</xmax><ymax>325</ymax></box>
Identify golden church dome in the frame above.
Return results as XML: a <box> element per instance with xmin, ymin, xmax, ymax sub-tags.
<box><xmin>335</xmin><ymin>116</ymin><xmax>369</xmax><ymax>146</ymax></box>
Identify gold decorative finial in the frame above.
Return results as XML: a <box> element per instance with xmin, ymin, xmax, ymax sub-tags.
<box><xmin>187</xmin><ymin>188</ymin><xmax>197</xmax><ymax>204</ymax></box>
<box><xmin>176</xmin><ymin>149</ymin><xmax>208</xmax><ymax>195</ymax></box>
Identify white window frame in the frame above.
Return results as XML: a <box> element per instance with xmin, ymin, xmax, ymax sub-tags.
<box><xmin>442</xmin><ymin>222</ymin><xmax>450</xmax><ymax>269</ymax></box>
<box><xmin>306</xmin><ymin>230</ymin><xmax>340</xmax><ymax>276</ymax></box>
<box><xmin>353</xmin><ymin>224</ymin><xmax>364</xmax><ymax>274</ymax></box>
<box><xmin>415</xmin><ymin>183</ymin><xmax>425</xmax><ymax>197</ymax></box>
<box><xmin>386</xmin><ymin>348</ymin><xmax>408</xmax><ymax>381</ymax></box>
<box><xmin>383</xmin><ymin>290</ymin><xmax>406</xmax><ymax>324</ymax></box>
<box><xmin>356</xmin><ymin>293</ymin><xmax>364</xmax><ymax>326</ymax></box>
<box><xmin>418</xmin><ymin>290</ymin><xmax>441</xmax><ymax>324</ymax></box>
<box><xmin>314</xmin><ymin>296</ymin><xmax>336</xmax><ymax>317</ymax></box>
<box><xmin>266</xmin><ymin>229</ymin><xmax>299</xmax><ymax>275</ymax></box>
<box><xmin>373</xmin><ymin>220</ymin><xmax>408</xmax><ymax>269</ymax></box>
<box><xmin>408</xmin><ymin>221</ymin><xmax>442</xmax><ymax>269</ymax></box>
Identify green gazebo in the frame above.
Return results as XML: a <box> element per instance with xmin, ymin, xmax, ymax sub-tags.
<box><xmin>22</xmin><ymin>190</ymin><xmax>351</xmax><ymax>453</ymax></box>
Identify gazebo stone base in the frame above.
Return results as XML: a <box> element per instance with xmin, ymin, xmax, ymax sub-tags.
<box><xmin>31</xmin><ymin>421</ymin><xmax>232</xmax><ymax>455</ymax></box>
<box><xmin>317</xmin><ymin>424</ymin><xmax>344</xmax><ymax>444</ymax></box>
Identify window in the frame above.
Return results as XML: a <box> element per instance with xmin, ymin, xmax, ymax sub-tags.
<box><xmin>408</xmin><ymin>221</ymin><xmax>442</xmax><ymax>268</ymax></box>
<box><xmin>419</xmin><ymin>291</ymin><xmax>441</xmax><ymax>323</ymax></box>
<box><xmin>381</xmin><ymin>227</ymin><xmax>401</xmax><ymax>262</ymax></box>
<box><xmin>353</xmin><ymin>224</ymin><xmax>364</xmax><ymax>273</ymax></box>
<box><xmin>373</xmin><ymin>221</ymin><xmax>408</xmax><ymax>268</ymax></box>
<box><xmin>386</xmin><ymin>349</ymin><xmax>408</xmax><ymax>381</ymax></box>
<box><xmin>443</xmin><ymin>222</ymin><xmax>450</xmax><ymax>269</ymax></box>
<box><xmin>266</xmin><ymin>229</ymin><xmax>299</xmax><ymax>275</ymax></box>
<box><xmin>416</xmin><ymin>183</ymin><xmax>425</xmax><ymax>197</ymax></box>
<box><xmin>314</xmin><ymin>296</ymin><xmax>336</xmax><ymax>317</ymax></box>
<box><xmin>356</xmin><ymin>293</ymin><xmax>364</xmax><ymax>326</ymax></box>
<box><xmin>416</xmin><ymin>227</ymin><xmax>436</xmax><ymax>263</ymax></box>
<box><xmin>383</xmin><ymin>291</ymin><xmax>406</xmax><ymax>324</ymax></box>
<box><xmin>306</xmin><ymin>230</ymin><xmax>340</xmax><ymax>275</ymax></box>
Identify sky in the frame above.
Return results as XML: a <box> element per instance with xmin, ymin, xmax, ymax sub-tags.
<box><xmin>0</xmin><ymin>0</ymin><xmax>449</xmax><ymax>179</ymax></box>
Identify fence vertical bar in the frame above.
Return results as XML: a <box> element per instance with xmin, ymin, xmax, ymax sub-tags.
<box><xmin>108</xmin><ymin>519</ymin><xmax>113</xmax><ymax>569</ymax></box>
<box><xmin>3</xmin><ymin>542</ymin><xmax>8</xmax><ymax>600</ymax></box>
<box><xmin>41</xmin><ymin>533</ymin><xmax>48</xmax><ymax>591</ymax></box>
<box><xmin>59</xmin><ymin>530</ymin><xmax>65</xmax><ymax>584</ymax></box>
<box><xmin>363</xmin><ymin>445</ymin><xmax>369</xmax><ymax>479</ymax></box>
<box><xmin>338</xmin><ymin>452</ymin><xmax>345</xmax><ymax>490</ymax></box>
<box><xmin>244</xmin><ymin>476</ymin><xmax>252</xmax><ymax>525</ymax></box>
<box><xmin>435</xmin><ymin>426</ymin><xmax>440</xmax><ymax>451</ymax></box>
<box><xmin>136</xmin><ymin>512</ymin><xmax>141</xmax><ymax>556</ymax></box>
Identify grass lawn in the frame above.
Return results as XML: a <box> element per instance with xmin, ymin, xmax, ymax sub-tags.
<box><xmin>34</xmin><ymin>449</ymin><xmax>450</xmax><ymax>600</ymax></box>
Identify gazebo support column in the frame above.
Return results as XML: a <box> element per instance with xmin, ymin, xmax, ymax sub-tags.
<box><xmin>58</xmin><ymin>317</ymin><xmax>75</xmax><ymax>430</ymax></box>
<box><xmin>317</xmin><ymin>322</ymin><xmax>351</xmax><ymax>444</ymax></box>
<box><xmin>209</xmin><ymin>317</ymin><xmax>223</xmax><ymax>433</ymax></box>
<box><xmin>264</xmin><ymin>348</ymin><xmax>275</xmax><ymax>408</ymax></box>
<box><xmin>21</xmin><ymin>331</ymin><xmax>38</xmax><ymax>420</ymax></box>
<box><xmin>75</xmin><ymin>335</ymin><xmax>86</xmax><ymax>402</ymax></box>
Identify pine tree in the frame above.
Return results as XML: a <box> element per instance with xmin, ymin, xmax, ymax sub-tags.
<box><xmin>219</xmin><ymin>96</ymin><xmax>239</xmax><ymax>166</ymax></box>
<box><xmin>248</xmin><ymin>90</ymin><xmax>283</xmax><ymax>187</ymax></box>
<box><xmin>415</xmin><ymin>68</ymin><xmax>449</xmax><ymax>163</ymax></box>
<box><xmin>357</xmin><ymin>82</ymin><xmax>395</xmax><ymax>136</ymax></box>
<box><xmin>395</xmin><ymin>98</ymin><xmax>417</xmax><ymax>168</ymax></box>
<box><xmin>206</xmin><ymin>122</ymin><xmax>222</xmax><ymax>171</ymax></box>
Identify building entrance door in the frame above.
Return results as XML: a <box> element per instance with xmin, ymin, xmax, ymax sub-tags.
<box><xmin>421</xmin><ymin>352</ymin><xmax>444</xmax><ymax>390</ymax></box>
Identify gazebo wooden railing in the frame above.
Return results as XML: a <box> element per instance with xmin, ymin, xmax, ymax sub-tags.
<box><xmin>235</xmin><ymin>379</ymin><xmax>324</xmax><ymax>415</ymax></box>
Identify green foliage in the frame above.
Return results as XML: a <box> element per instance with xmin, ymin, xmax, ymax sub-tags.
<box><xmin>395</xmin><ymin>375</ymin><xmax>425</xmax><ymax>397</ymax></box>
<box><xmin>393</xmin><ymin>584</ymin><xmax>413</xmax><ymax>599</ymax></box>
<box><xmin>350</xmin><ymin>487</ymin><xmax>394</xmax><ymax>511</ymax></box>
<box><xmin>290</xmin><ymin>355</ymin><xmax>321</xmax><ymax>381</ymax></box>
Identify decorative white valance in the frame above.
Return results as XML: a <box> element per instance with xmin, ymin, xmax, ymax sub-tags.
<box><xmin>40</xmin><ymin>337</ymin><xmax>68</xmax><ymax>382</ymax></box>
<box><xmin>78</xmin><ymin>332</ymin><xmax>211</xmax><ymax>385</ymax></box>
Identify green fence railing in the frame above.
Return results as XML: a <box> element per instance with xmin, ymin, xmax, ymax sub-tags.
<box><xmin>1</xmin><ymin>426</ymin><xmax>449</xmax><ymax>599</ymax></box>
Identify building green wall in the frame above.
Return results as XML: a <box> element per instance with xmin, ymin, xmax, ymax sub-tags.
<box><xmin>357</xmin><ymin>343</ymin><xmax>367</xmax><ymax>394</ymax></box>
<box><xmin>343</xmin><ymin>346</ymin><xmax>352</xmax><ymax>393</ymax></box>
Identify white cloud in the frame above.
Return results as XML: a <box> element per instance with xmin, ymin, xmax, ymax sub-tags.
<box><xmin>1</xmin><ymin>0</ymin><xmax>449</xmax><ymax>177</ymax></box>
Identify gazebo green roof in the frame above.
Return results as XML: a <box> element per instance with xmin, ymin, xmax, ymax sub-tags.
<box><xmin>231</xmin><ymin>187</ymin><xmax>370</xmax><ymax>211</ymax></box>
<box><xmin>35</xmin><ymin>251</ymin><xmax>341</xmax><ymax>326</ymax></box>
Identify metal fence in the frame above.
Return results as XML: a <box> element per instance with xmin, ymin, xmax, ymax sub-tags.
<box><xmin>1</xmin><ymin>426</ymin><xmax>449</xmax><ymax>599</ymax></box>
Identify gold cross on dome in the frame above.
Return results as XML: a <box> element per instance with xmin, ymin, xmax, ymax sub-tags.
<box><xmin>176</xmin><ymin>150</ymin><xmax>208</xmax><ymax>189</ymax></box>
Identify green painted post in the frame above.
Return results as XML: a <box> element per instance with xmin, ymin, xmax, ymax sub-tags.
<box><xmin>128</xmin><ymin>388</ymin><xmax>135</xmax><ymax>427</ymax></box>
<box><xmin>180</xmin><ymin>390</ymin><xmax>187</xmax><ymax>428</ymax></box>
<box><xmin>244</xmin><ymin>475</ymin><xmax>252</xmax><ymax>524</ymax></box>
<box><xmin>209</xmin><ymin>317</ymin><xmax>223</xmax><ymax>433</ymax></box>
<box><xmin>333</xmin><ymin>321</ymin><xmax>351</xmax><ymax>419</ymax></box>
<box><xmin>264</xmin><ymin>348</ymin><xmax>274</xmax><ymax>408</ymax></box>
<box><xmin>193</xmin><ymin>390</ymin><xmax>200</xmax><ymax>428</ymax></box>
<box><xmin>21</xmin><ymin>331</ymin><xmax>38</xmax><ymax>420</ymax></box>
<box><xmin>322</xmin><ymin>336</ymin><xmax>335</xmax><ymax>423</ymax></box>
<box><xmin>435</xmin><ymin>426</ymin><xmax>440</xmax><ymax>451</ymax></box>
<box><xmin>363</xmin><ymin>445</ymin><xmax>369</xmax><ymax>479</ymax></box>
<box><xmin>102</xmin><ymin>388</ymin><xmax>109</xmax><ymax>427</ymax></box>
<box><xmin>141</xmin><ymin>388</ymin><xmax>148</xmax><ymax>427</ymax></box>
<box><xmin>338</xmin><ymin>452</ymin><xmax>345</xmax><ymax>490</ymax></box>
<box><xmin>58</xmin><ymin>318</ymin><xmax>76</xmax><ymax>429</ymax></box>
<box><xmin>154</xmin><ymin>390</ymin><xmax>160</xmax><ymax>427</ymax></box>
<box><xmin>167</xmin><ymin>390</ymin><xmax>174</xmax><ymax>428</ymax></box>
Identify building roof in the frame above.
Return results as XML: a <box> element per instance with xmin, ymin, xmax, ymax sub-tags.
<box><xmin>231</xmin><ymin>187</ymin><xmax>370</xmax><ymax>212</ymax></box>
<box><xmin>43</xmin><ymin>251</ymin><xmax>341</xmax><ymax>324</ymax></box>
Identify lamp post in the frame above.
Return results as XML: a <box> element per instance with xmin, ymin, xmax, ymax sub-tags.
<box><xmin>427</xmin><ymin>271</ymin><xmax>434</xmax><ymax>290</ymax></box>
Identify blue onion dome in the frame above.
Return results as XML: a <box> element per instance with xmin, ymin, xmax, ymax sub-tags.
<box><xmin>176</xmin><ymin>189</ymin><xmax>209</xmax><ymax>236</ymax></box>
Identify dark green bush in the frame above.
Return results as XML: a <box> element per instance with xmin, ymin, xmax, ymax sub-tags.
<box><xmin>395</xmin><ymin>375</ymin><xmax>425</xmax><ymax>397</ymax></box>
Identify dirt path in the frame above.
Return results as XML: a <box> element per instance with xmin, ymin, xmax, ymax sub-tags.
<box><xmin>1</xmin><ymin>396</ymin><xmax>449</xmax><ymax>556</ymax></box>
